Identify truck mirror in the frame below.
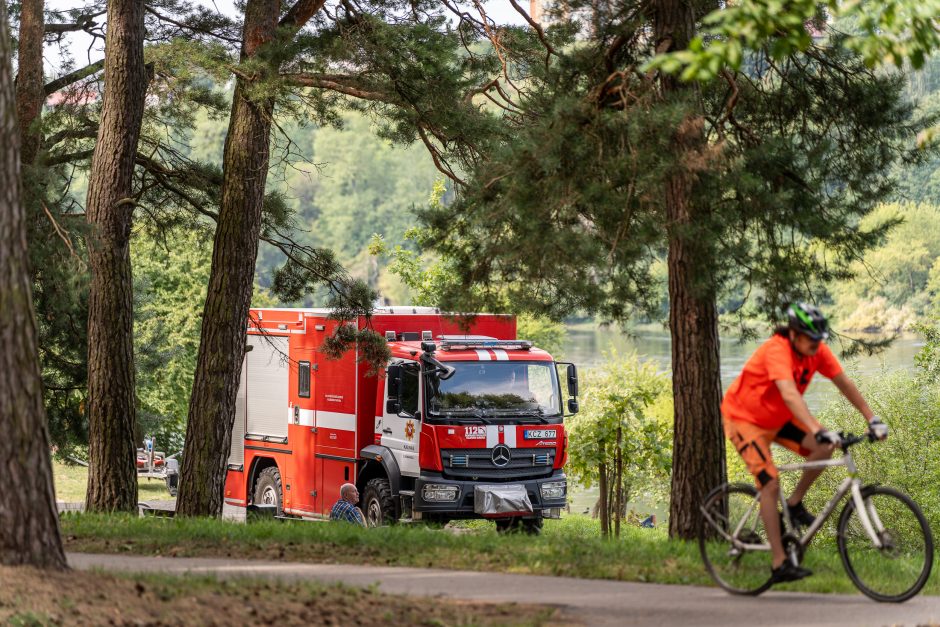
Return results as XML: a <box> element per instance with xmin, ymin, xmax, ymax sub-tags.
<box><xmin>386</xmin><ymin>398</ymin><xmax>402</xmax><ymax>414</ymax></box>
<box><xmin>567</xmin><ymin>398</ymin><xmax>579</xmax><ymax>414</ymax></box>
<box><xmin>566</xmin><ymin>364</ymin><xmax>578</xmax><ymax>397</ymax></box>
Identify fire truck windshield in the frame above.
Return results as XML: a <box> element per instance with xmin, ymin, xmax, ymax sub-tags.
<box><xmin>425</xmin><ymin>361</ymin><xmax>561</xmax><ymax>420</ymax></box>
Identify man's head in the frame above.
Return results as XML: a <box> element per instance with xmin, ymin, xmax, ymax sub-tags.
<box><xmin>787</xmin><ymin>302</ymin><xmax>829</xmax><ymax>357</ymax></box>
<box><xmin>340</xmin><ymin>483</ymin><xmax>359</xmax><ymax>504</ymax></box>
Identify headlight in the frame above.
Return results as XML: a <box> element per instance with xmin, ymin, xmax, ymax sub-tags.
<box><xmin>540</xmin><ymin>480</ymin><xmax>566</xmax><ymax>500</ymax></box>
<box><xmin>422</xmin><ymin>484</ymin><xmax>459</xmax><ymax>502</ymax></box>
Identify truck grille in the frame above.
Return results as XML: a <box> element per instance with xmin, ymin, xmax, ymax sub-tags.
<box><xmin>441</xmin><ymin>448</ymin><xmax>555</xmax><ymax>480</ymax></box>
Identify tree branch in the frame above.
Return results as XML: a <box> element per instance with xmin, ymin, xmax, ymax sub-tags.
<box><xmin>507</xmin><ymin>0</ymin><xmax>555</xmax><ymax>60</ymax></box>
<box><xmin>44</xmin><ymin>11</ymin><xmax>105</xmax><ymax>34</ymax></box>
<box><xmin>44</xmin><ymin>60</ymin><xmax>104</xmax><ymax>95</ymax></box>
<box><xmin>45</xmin><ymin>149</ymin><xmax>94</xmax><ymax>166</ymax></box>
<box><xmin>45</xmin><ymin>125</ymin><xmax>98</xmax><ymax>148</ymax></box>
<box><xmin>143</xmin><ymin>5</ymin><xmax>241</xmax><ymax>44</ymax></box>
<box><xmin>279</xmin><ymin>0</ymin><xmax>327</xmax><ymax>29</ymax></box>
<box><xmin>283</xmin><ymin>73</ymin><xmax>401</xmax><ymax>105</ymax></box>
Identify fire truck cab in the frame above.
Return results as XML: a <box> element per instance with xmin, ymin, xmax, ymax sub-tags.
<box><xmin>224</xmin><ymin>307</ymin><xmax>577</xmax><ymax>532</ymax></box>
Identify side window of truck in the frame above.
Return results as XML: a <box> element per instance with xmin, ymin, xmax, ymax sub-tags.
<box><xmin>400</xmin><ymin>363</ymin><xmax>419</xmax><ymax>416</ymax></box>
<box><xmin>298</xmin><ymin>361</ymin><xmax>311</xmax><ymax>398</ymax></box>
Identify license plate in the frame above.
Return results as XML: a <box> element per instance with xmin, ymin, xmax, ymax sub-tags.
<box><xmin>524</xmin><ymin>429</ymin><xmax>556</xmax><ymax>439</ymax></box>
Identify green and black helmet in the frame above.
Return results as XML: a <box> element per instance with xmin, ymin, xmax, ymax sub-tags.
<box><xmin>787</xmin><ymin>302</ymin><xmax>829</xmax><ymax>341</ymax></box>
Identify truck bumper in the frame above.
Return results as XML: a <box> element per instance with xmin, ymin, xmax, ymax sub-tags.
<box><xmin>413</xmin><ymin>471</ymin><xmax>567</xmax><ymax>520</ymax></box>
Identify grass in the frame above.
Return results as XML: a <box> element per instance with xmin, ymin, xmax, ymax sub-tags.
<box><xmin>0</xmin><ymin>564</ymin><xmax>554</xmax><ymax>626</ymax></box>
<box><xmin>60</xmin><ymin>513</ymin><xmax>938</xmax><ymax>596</ymax></box>
<box><xmin>53</xmin><ymin>459</ymin><xmax>173</xmax><ymax>502</ymax></box>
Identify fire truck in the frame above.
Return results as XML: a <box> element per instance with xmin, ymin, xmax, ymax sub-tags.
<box><xmin>224</xmin><ymin>307</ymin><xmax>578</xmax><ymax>532</ymax></box>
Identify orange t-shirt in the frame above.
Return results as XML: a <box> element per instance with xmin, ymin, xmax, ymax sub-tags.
<box><xmin>722</xmin><ymin>334</ymin><xmax>843</xmax><ymax>429</ymax></box>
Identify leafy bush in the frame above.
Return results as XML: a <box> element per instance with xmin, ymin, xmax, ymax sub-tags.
<box><xmin>566</xmin><ymin>352</ymin><xmax>672</xmax><ymax>536</ymax></box>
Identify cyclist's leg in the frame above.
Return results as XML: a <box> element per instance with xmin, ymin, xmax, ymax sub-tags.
<box><xmin>759</xmin><ymin>476</ymin><xmax>788</xmax><ymax>568</ymax></box>
<box><xmin>774</xmin><ymin>420</ymin><xmax>834</xmax><ymax>506</ymax></box>
<box><xmin>724</xmin><ymin>418</ymin><xmax>787</xmax><ymax>568</ymax></box>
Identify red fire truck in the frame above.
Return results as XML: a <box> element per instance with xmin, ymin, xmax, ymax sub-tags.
<box><xmin>224</xmin><ymin>306</ymin><xmax>578</xmax><ymax>532</ymax></box>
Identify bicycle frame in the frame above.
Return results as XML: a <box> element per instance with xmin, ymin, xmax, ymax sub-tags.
<box><xmin>709</xmin><ymin>447</ymin><xmax>885</xmax><ymax>556</ymax></box>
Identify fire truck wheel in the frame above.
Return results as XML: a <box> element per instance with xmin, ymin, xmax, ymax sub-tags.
<box><xmin>362</xmin><ymin>477</ymin><xmax>395</xmax><ymax>527</ymax></box>
<box><xmin>495</xmin><ymin>517</ymin><xmax>543</xmax><ymax>535</ymax></box>
<box><xmin>523</xmin><ymin>518</ymin><xmax>543</xmax><ymax>535</ymax></box>
<box><xmin>254</xmin><ymin>467</ymin><xmax>284</xmax><ymax>516</ymax></box>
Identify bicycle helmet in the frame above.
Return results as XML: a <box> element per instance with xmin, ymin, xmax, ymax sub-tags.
<box><xmin>787</xmin><ymin>302</ymin><xmax>829</xmax><ymax>341</ymax></box>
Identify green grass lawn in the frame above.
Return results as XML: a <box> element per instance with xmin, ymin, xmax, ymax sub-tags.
<box><xmin>53</xmin><ymin>460</ymin><xmax>174</xmax><ymax>502</ymax></box>
<box><xmin>60</xmin><ymin>513</ymin><xmax>938</xmax><ymax>596</ymax></box>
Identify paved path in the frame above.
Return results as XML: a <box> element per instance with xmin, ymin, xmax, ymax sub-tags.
<box><xmin>68</xmin><ymin>553</ymin><xmax>940</xmax><ymax>626</ymax></box>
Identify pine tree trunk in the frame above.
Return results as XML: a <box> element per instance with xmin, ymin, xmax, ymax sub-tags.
<box><xmin>176</xmin><ymin>0</ymin><xmax>281</xmax><ymax>517</ymax></box>
<box><xmin>15</xmin><ymin>0</ymin><xmax>43</xmax><ymax>165</ymax></box>
<box><xmin>0</xmin><ymin>2</ymin><xmax>67</xmax><ymax>568</ymax></box>
<box><xmin>614</xmin><ymin>424</ymin><xmax>622</xmax><ymax>537</ymax></box>
<box><xmin>653</xmin><ymin>0</ymin><xmax>727</xmax><ymax>539</ymax></box>
<box><xmin>84</xmin><ymin>0</ymin><xmax>148</xmax><ymax>513</ymax></box>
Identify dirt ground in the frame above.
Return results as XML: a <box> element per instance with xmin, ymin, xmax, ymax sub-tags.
<box><xmin>0</xmin><ymin>565</ymin><xmax>560</xmax><ymax>626</ymax></box>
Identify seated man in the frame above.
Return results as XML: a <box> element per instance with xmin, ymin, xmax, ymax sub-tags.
<box><xmin>329</xmin><ymin>483</ymin><xmax>366</xmax><ymax>526</ymax></box>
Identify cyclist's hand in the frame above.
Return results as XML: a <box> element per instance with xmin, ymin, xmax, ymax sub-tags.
<box><xmin>815</xmin><ymin>429</ymin><xmax>842</xmax><ymax>446</ymax></box>
<box><xmin>869</xmin><ymin>416</ymin><xmax>889</xmax><ymax>441</ymax></box>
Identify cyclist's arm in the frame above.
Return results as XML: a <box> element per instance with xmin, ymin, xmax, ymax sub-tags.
<box><xmin>830</xmin><ymin>373</ymin><xmax>876</xmax><ymax>422</ymax></box>
<box><xmin>774</xmin><ymin>379</ymin><xmax>823</xmax><ymax>433</ymax></box>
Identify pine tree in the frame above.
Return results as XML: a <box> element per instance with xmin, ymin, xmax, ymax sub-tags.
<box><xmin>82</xmin><ymin>0</ymin><xmax>149</xmax><ymax>513</ymax></box>
<box><xmin>417</xmin><ymin>3</ymin><xmax>924</xmax><ymax>537</ymax></box>
<box><xmin>0</xmin><ymin>0</ymin><xmax>67</xmax><ymax>569</ymax></box>
<box><xmin>177</xmin><ymin>0</ymin><xmax>506</xmax><ymax>516</ymax></box>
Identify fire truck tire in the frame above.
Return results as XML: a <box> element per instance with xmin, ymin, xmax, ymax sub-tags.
<box><xmin>495</xmin><ymin>517</ymin><xmax>543</xmax><ymax>535</ymax></box>
<box><xmin>362</xmin><ymin>477</ymin><xmax>395</xmax><ymax>527</ymax></box>
<box><xmin>254</xmin><ymin>467</ymin><xmax>283</xmax><ymax>516</ymax></box>
<box><xmin>523</xmin><ymin>518</ymin><xmax>544</xmax><ymax>535</ymax></box>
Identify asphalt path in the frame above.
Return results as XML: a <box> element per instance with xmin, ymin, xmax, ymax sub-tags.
<box><xmin>68</xmin><ymin>553</ymin><xmax>940</xmax><ymax>626</ymax></box>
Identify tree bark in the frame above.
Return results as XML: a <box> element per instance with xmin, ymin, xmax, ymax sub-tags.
<box><xmin>598</xmin><ymin>462</ymin><xmax>609</xmax><ymax>536</ymax></box>
<box><xmin>84</xmin><ymin>0</ymin><xmax>148</xmax><ymax>513</ymax></box>
<box><xmin>15</xmin><ymin>0</ymin><xmax>43</xmax><ymax>164</ymax></box>
<box><xmin>653</xmin><ymin>0</ymin><xmax>727</xmax><ymax>539</ymax></box>
<box><xmin>0</xmin><ymin>0</ymin><xmax>67</xmax><ymax>569</ymax></box>
<box><xmin>614</xmin><ymin>424</ymin><xmax>622</xmax><ymax>538</ymax></box>
<box><xmin>175</xmin><ymin>0</ymin><xmax>282</xmax><ymax>517</ymax></box>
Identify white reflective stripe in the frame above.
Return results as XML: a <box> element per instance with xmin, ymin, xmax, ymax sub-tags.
<box><xmin>504</xmin><ymin>426</ymin><xmax>517</xmax><ymax>447</ymax></box>
<box><xmin>475</xmin><ymin>349</ymin><xmax>491</xmax><ymax>361</ymax></box>
<box><xmin>486</xmin><ymin>425</ymin><xmax>500</xmax><ymax>447</ymax></box>
<box><xmin>316</xmin><ymin>411</ymin><xmax>357</xmax><ymax>431</ymax></box>
<box><xmin>298</xmin><ymin>408</ymin><xmax>314</xmax><ymax>426</ymax></box>
<box><xmin>492</xmin><ymin>349</ymin><xmax>509</xmax><ymax>361</ymax></box>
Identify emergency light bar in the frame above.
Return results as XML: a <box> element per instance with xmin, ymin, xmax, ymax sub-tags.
<box><xmin>438</xmin><ymin>338</ymin><xmax>533</xmax><ymax>351</ymax></box>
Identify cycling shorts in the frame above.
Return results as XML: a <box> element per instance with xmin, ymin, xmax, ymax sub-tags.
<box><xmin>723</xmin><ymin>417</ymin><xmax>811</xmax><ymax>488</ymax></box>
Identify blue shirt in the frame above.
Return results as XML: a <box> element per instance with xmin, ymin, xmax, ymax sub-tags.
<box><xmin>330</xmin><ymin>499</ymin><xmax>366</xmax><ymax>525</ymax></box>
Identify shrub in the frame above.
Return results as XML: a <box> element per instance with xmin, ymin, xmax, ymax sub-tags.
<box><xmin>566</xmin><ymin>352</ymin><xmax>673</xmax><ymax>537</ymax></box>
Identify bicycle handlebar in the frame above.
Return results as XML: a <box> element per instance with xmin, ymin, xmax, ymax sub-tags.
<box><xmin>838</xmin><ymin>430</ymin><xmax>877</xmax><ymax>449</ymax></box>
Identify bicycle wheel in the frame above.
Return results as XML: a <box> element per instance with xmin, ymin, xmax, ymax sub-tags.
<box><xmin>837</xmin><ymin>485</ymin><xmax>933</xmax><ymax>602</ymax></box>
<box><xmin>699</xmin><ymin>483</ymin><xmax>773</xmax><ymax>595</ymax></box>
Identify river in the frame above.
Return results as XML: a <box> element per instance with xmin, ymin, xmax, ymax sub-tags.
<box><xmin>562</xmin><ymin>325</ymin><xmax>925</xmax><ymax>412</ymax></box>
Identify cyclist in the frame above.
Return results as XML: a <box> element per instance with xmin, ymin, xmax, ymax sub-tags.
<box><xmin>721</xmin><ymin>302</ymin><xmax>889</xmax><ymax>584</ymax></box>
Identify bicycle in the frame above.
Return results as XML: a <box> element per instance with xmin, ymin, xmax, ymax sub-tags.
<box><xmin>699</xmin><ymin>430</ymin><xmax>933</xmax><ymax>602</ymax></box>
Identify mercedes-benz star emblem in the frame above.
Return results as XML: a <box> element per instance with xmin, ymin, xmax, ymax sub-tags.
<box><xmin>491</xmin><ymin>444</ymin><xmax>512</xmax><ymax>467</ymax></box>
